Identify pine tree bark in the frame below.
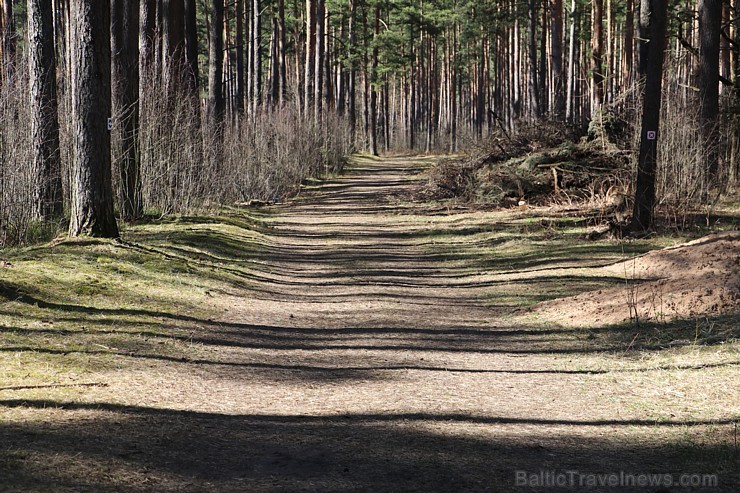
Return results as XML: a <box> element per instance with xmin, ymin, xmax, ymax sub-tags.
<box><xmin>551</xmin><ymin>0</ymin><xmax>565</xmax><ymax>117</ymax></box>
<box><xmin>277</xmin><ymin>0</ymin><xmax>286</xmax><ymax>105</ymax></box>
<box><xmin>631</xmin><ymin>0</ymin><xmax>667</xmax><ymax>233</ymax></box>
<box><xmin>304</xmin><ymin>0</ymin><xmax>316</xmax><ymax>116</ymax></box>
<box><xmin>1</xmin><ymin>0</ymin><xmax>15</xmax><ymax>78</ymax></box>
<box><xmin>527</xmin><ymin>0</ymin><xmax>541</xmax><ymax>117</ymax></box>
<box><xmin>184</xmin><ymin>0</ymin><xmax>199</xmax><ymax>93</ymax></box>
<box><xmin>111</xmin><ymin>0</ymin><xmax>141</xmax><ymax>219</ymax></box>
<box><xmin>235</xmin><ymin>0</ymin><xmax>245</xmax><ymax>112</ymax></box>
<box><xmin>28</xmin><ymin>0</ymin><xmax>64</xmax><ymax>220</ymax></box>
<box><xmin>347</xmin><ymin>0</ymin><xmax>356</xmax><ymax>138</ymax></box>
<box><xmin>69</xmin><ymin>0</ymin><xmax>119</xmax><ymax>237</ymax></box>
<box><xmin>269</xmin><ymin>15</ymin><xmax>279</xmax><ymax>107</ymax></box>
<box><xmin>370</xmin><ymin>5</ymin><xmax>379</xmax><ymax>156</ymax></box>
<box><xmin>252</xmin><ymin>0</ymin><xmax>262</xmax><ymax>112</ymax></box>
<box><xmin>162</xmin><ymin>0</ymin><xmax>185</xmax><ymax>84</ymax></box>
<box><xmin>208</xmin><ymin>0</ymin><xmax>224</xmax><ymax>127</ymax></box>
<box><xmin>623</xmin><ymin>0</ymin><xmax>634</xmax><ymax>85</ymax></box>
<box><xmin>697</xmin><ymin>0</ymin><xmax>722</xmax><ymax>181</ymax></box>
<box><xmin>314</xmin><ymin>0</ymin><xmax>325</xmax><ymax>122</ymax></box>
<box><xmin>409</xmin><ymin>17</ymin><xmax>416</xmax><ymax>148</ymax></box>
<box><xmin>591</xmin><ymin>0</ymin><xmax>605</xmax><ymax>112</ymax></box>
<box><xmin>565</xmin><ymin>0</ymin><xmax>576</xmax><ymax>121</ymax></box>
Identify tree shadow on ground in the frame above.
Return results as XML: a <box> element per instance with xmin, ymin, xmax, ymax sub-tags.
<box><xmin>0</xmin><ymin>401</ymin><xmax>736</xmax><ymax>493</ymax></box>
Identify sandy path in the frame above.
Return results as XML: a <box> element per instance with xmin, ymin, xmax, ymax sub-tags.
<box><xmin>1</xmin><ymin>156</ymin><xmax>737</xmax><ymax>492</ymax></box>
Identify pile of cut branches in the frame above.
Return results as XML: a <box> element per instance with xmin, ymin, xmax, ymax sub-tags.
<box><xmin>421</xmin><ymin>123</ymin><xmax>633</xmax><ymax>211</ymax></box>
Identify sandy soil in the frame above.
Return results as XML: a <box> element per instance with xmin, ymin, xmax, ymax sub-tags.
<box><xmin>536</xmin><ymin>231</ymin><xmax>739</xmax><ymax>328</ymax></box>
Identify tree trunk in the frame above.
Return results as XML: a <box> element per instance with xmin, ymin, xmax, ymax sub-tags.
<box><xmin>28</xmin><ymin>0</ymin><xmax>64</xmax><ymax>220</ymax></box>
<box><xmin>697</xmin><ymin>0</ymin><xmax>722</xmax><ymax>181</ymax></box>
<box><xmin>304</xmin><ymin>0</ymin><xmax>315</xmax><ymax>116</ymax></box>
<box><xmin>527</xmin><ymin>0</ymin><xmax>541</xmax><ymax>117</ymax></box>
<box><xmin>314</xmin><ymin>0</ymin><xmax>325</xmax><ymax>122</ymax></box>
<box><xmin>631</xmin><ymin>0</ymin><xmax>667</xmax><ymax>233</ymax></box>
<box><xmin>638</xmin><ymin>0</ymin><xmax>650</xmax><ymax>78</ymax></box>
<box><xmin>235</xmin><ymin>0</ymin><xmax>245</xmax><ymax>112</ymax></box>
<box><xmin>1</xmin><ymin>0</ymin><xmax>15</xmax><ymax>77</ymax></box>
<box><xmin>252</xmin><ymin>0</ymin><xmax>262</xmax><ymax>112</ymax></box>
<box><xmin>370</xmin><ymin>5</ymin><xmax>379</xmax><ymax>156</ymax></box>
<box><xmin>111</xmin><ymin>0</ymin><xmax>141</xmax><ymax>219</ymax></box>
<box><xmin>409</xmin><ymin>17</ymin><xmax>416</xmax><ymax>148</ymax></box>
<box><xmin>347</xmin><ymin>0</ymin><xmax>356</xmax><ymax>138</ymax></box>
<box><xmin>323</xmin><ymin>7</ymin><xmax>332</xmax><ymax>111</ymax></box>
<box><xmin>269</xmin><ymin>15</ymin><xmax>279</xmax><ymax>107</ymax></box>
<box><xmin>591</xmin><ymin>0</ymin><xmax>604</xmax><ymax>112</ymax></box>
<box><xmin>565</xmin><ymin>0</ymin><xmax>576</xmax><ymax>121</ymax></box>
<box><xmin>69</xmin><ymin>0</ymin><xmax>119</xmax><ymax>237</ymax></box>
<box><xmin>551</xmin><ymin>0</ymin><xmax>565</xmax><ymax>117</ymax></box>
<box><xmin>208</xmin><ymin>0</ymin><xmax>224</xmax><ymax>127</ymax></box>
<box><xmin>184</xmin><ymin>0</ymin><xmax>199</xmax><ymax>93</ymax></box>
<box><xmin>623</xmin><ymin>0</ymin><xmax>634</xmax><ymax>85</ymax></box>
<box><xmin>450</xmin><ymin>23</ymin><xmax>457</xmax><ymax>152</ymax></box>
<box><xmin>277</xmin><ymin>0</ymin><xmax>286</xmax><ymax>105</ymax></box>
<box><xmin>162</xmin><ymin>0</ymin><xmax>185</xmax><ymax>84</ymax></box>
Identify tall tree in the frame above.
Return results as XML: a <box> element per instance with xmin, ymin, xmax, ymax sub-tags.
<box><xmin>551</xmin><ymin>0</ymin><xmax>565</xmax><ymax>116</ymax></box>
<box><xmin>208</xmin><ymin>0</ymin><xmax>225</xmax><ymax>127</ymax></box>
<box><xmin>162</xmin><ymin>0</ymin><xmax>186</xmax><ymax>84</ymax></box>
<box><xmin>0</xmin><ymin>0</ymin><xmax>15</xmax><ymax>77</ymax></box>
<box><xmin>112</xmin><ymin>0</ymin><xmax>141</xmax><ymax>219</ymax></box>
<box><xmin>236</xmin><ymin>0</ymin><xmax>245</xmax><ymax>112</ymax></box>
<box><xmin>184</xmin><ymin>0</ymin><xmax>199</xmax><ymax>93</ymax></box>
<box><xmin>591</xmin><ymin>0</ymin><xmax>605</xmax><ymax>112</ymax></box>
<box><xmin>370</xmin><ymin>4</ymin><xmax>380</xmax><ymax>155</ymax></box>
<box><xmin>697</xmin><ymin>0</ymin><xmax>722</xmax><ymax>181</ymax></box>
<box><xmin>252</xmin><ymin>0</ymin><xmax>262</xmax><ymax>112</ymax></box>
<box><xmin>69</xmin><ymin>0</ymin><xmax>119</xmax><ymax>237</ymax></box>
<box><xmin>565</xmin><ymin>0</ymin><xmax>577</xmax><ymax>121</ymax></box>
<box><xmin>631</xmin><ymin>0</ymin><xmax>668</xmax><ymax>232</ymax></box>
<box><xmin>277</xmin><ymin>0</ymin><xmax>286</xmax><ymax>105</ymax></box>
<box><xmin>305</xmin><ymin>0</ymin><xmax>316</xmax><ymax>115</ymax></box>
<box><xmin>28</xmin><ymin>0</ymin><xmax>63</xmax><ymax>220</ymax></box>
<box><xmin>315</xmin><ymin>0</ymin><xmax>325</xmax><ymax>122</ymax></box>
<box><xmin>527</xmin><ymin>0</ymin><xmax>541</xmax><ymax>117</ymax></box>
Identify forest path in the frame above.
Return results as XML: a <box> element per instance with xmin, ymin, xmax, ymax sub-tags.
<box><xmin>1</xmin><ymin>155</ymin><xmax>737</xmax><ymax>492</ymax></box>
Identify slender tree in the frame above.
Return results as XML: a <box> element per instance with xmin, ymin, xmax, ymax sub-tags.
<box><xmin>277</xmin><ymin>0</ymin><xmax>287</xmax><ymax>105</ymax></box>
<box><xmin>112</xmin><ymin>0</ymin><xmax>141</xmax><ymax>219</ymax></box>
<box><xmin>305</xmin><ymin>0</ymin><xmax>316</xmax><ymax>115</ymax></box>
<box><xmin>631</xmin><ymin>0</ymin><xmax>668</xmax><ymax>232</ymax></box>
<box><xmin>551</xmin><ymin>0</ymin><xmax>565</xmax><ymax>116</ymax></box>
<box><xmin>28</xmin><ymin>0</ymin><xmax>64</xmax><ymax>220</ymax></box>
<box><xmin>252</xmin><ymin>0</ymin><xmax>262</xmax><ymax>112</ymax></box>
<box><xmin>0</xmin><ymin>0</ymin><xmax>15</xmax><ymax>78</ymax></box>
<box><xmin>209</xmin><ymin>0</ymin><xmax>225</xmax><ymax>127</ymax></box>
<box><xmin>315</xmin><ymin>0</ymin><xmax>325</xmax><ymax>122</ymax></box>
<box><xmin>236</xmin><ymin>0</ymin><xmax>245</xmax><ymax>112</ymax></box>
<box><xmin>370</xmin><ymin>4</ymin><xmax>380</xmax><ymax>155</ymax></box>
<box><xmin>162</xmin><ymin>0</ymin><xmax>186</xmax><ymax>83</ymax></box>
<box><xmin>69</xmin><ymin>0</ymin><xmax>119</xmax><ymax>237</ymax></box>
<box><xmin>697</xmin><ymin>0</ymin><xmax>722</xmax><ymax>181</ymax></box>
<box><xmin>184</xmin><ymin>0</ymin><xmax>199</xmax><ymax>93</ymax></box>
<box><xmin>592</xmin><ymin>0</ymin><xmax>605</xmax><ymax>112</ymax></box>
<box><xmin>527</xmin><ymin>0</ymin><xmax>541</xmax><ymax>117</ymax></box>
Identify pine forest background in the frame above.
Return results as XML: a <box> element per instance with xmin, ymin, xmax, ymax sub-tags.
<box><xmin>0</xmin><ymin>0</ymin><xmax>737</xmax><ymax>243</ymax></box>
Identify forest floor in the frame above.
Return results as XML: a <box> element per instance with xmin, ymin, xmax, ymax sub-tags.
<box><xmin>0</xmin><ymin>155</ymin><xmax>738</xmax><ymax>492</ymax></box>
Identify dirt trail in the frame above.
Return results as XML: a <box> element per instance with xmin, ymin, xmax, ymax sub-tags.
<box><xmin>1</xmin><ymin>156</ymin><xmax>738</xmax><ymax>492</ymax></box>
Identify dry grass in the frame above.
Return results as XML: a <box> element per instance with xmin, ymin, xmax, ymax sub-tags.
<box><xmin>0</xmin><ymin>155</ymin><xmax>738</xmax><ymax>492</ymax></box>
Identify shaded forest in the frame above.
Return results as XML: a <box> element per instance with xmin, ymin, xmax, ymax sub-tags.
<box><xmin>0</xmin><ymin>0</ymin><xmax>738</xmax><ymax>243</ymax></box>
